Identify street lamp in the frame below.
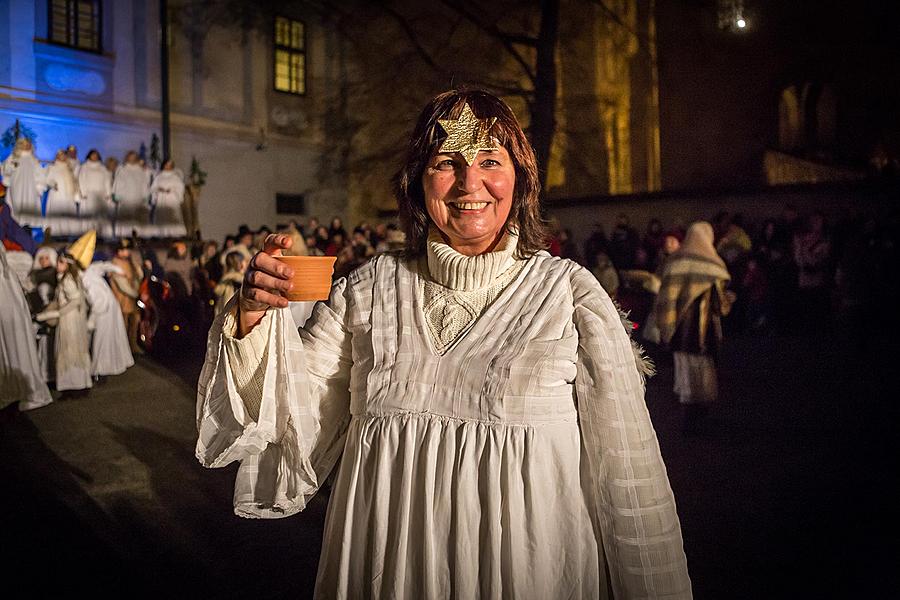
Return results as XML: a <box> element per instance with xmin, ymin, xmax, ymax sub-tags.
<box><xmin>718</xmin><ymin>0</ymin><xmax>750</xmax><ymax>32</ymax></box>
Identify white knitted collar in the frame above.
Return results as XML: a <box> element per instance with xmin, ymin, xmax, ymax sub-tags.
<box><xmin>426</xmin><ymin>227</ymin><xmax>519</xmax><ymax>291</ymax></box>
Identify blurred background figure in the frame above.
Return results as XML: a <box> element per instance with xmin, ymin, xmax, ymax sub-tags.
<box><xmin>110</xmin><ymin>239</ymin><xmax>143</xmax><ymax>355</ymax></box>
<box><xmin>112</xmin><ymin>151</ymin><xmax>151</xmax><ymax>239</ymax></box>
<box><xmin>36</xmin><ymin>232</ymin><xmax>95</xmax><ymax>395</ymax></box>
<box><xmin>83</xmin><ymin>261</ymin><xmax>134</xmax><ymax>380</ymax></box>
<box><xmin>77</xmin><ymin>150</ymin><xmax>111</xmax><ymax>234</ymax></box>
<box><xmin>149</xmin><ymin>159</ymin><xmax>187</xmax><ymax>239</ymax></box>
<box><xmin>44</xmin><ymin>149</ymin><xmax>80</xmax><ymax>237</ymax></box>
<box><xmin>651</xmin><ymin>221</ymin><xmax>734</xmax><ymax>434</ymax></box>
<box><xmin>213</xmin><ymin>249</ymin><xmax>246</xmax><ymax>317</ymax></box>
<box><xmin>1</xmin><ymin>138</ymin><xmax>46</xmax><ymax>228</ymax></box>
<box><xmin>0</xmin><ymin>243</ymin><xmax>53</xmax><ymax>412</ymax></box>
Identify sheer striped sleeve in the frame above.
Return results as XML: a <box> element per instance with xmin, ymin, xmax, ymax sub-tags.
<box><xmin>196</xmin><ymin>279</ymin><xmax>352</xmax><ymax>518</ymax></box>
<box><xmin>571</xmin><ymin>266</ymin><xmax>692</xmax><ymax>599</ymax></box>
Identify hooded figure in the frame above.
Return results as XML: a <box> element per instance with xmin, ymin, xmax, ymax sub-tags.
<box><xmin>0</xmin><ymin>243</ymin><xmax>53</xmax><ymax>411</ymax></box>
<box><xmin>83</xmin><ymin>261</ymin><xmax>135</xmax><ymax>377</ymax></box>
<box><xmin>651</xmin><ymin>222</ymin><xmax>733</xmax><ymax>430</ymax></box>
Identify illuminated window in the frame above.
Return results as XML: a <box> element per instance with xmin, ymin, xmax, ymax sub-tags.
<box><xmin>274</xmin><ymin>16</ymin><xmax>305</xmax><ymax>95</ymax></box>
<box><xmin>49</xmin><ymin>0</ymin><xmax>102</xmax><ymax>53</ymax></box>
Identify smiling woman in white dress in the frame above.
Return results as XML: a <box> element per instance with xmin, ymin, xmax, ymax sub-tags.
<box><xmin>196</xmin><ymin>89</ymin><xmax>692</xmax><ymax>599</ymax></box>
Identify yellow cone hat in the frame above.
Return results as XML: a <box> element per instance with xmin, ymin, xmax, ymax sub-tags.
<box><xmin>68</xmin><ymin>230</ymin><xmax>96</xmax><ymax>269</ymax></box>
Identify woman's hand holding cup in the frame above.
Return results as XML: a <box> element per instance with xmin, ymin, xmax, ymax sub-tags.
<box><xmin>237</xmin><ymin>234</ymin><xmax>294</xmax><ymax>336</ymax></box>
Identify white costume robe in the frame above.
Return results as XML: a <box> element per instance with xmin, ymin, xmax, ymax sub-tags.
<box><xmin>197</xmin><ymin>253</ymin><xmax>692</xmax><ymax>599</ymax></box>
<box><xmin>45</xmin><ymin>159</ymin><xmax>81</xmax><ymax>236</ymax></box>
<box><xmin>83</xmin><ymin>262</ymin><xmax>134</xmax><ymax>377</ymax></box>
<box><xmin>0</xmin><ymin>245</ymin><xmax>53</xmax><ymax>411</ymax></box>
<box><xmin>149</xmin><ymin>169</ymin><xmax>187</xmax><ymax>238</ymax></box>
<box><xmin>47</xmin><ymin>273</ymin><xmax>93</xmax><ymax>391</ymax></box>
<box><xmin>112</xmin><ymin>163</ymin><xmax>151</xmax><ymax>239</ymax></box>
<box><xmin>77</xmin><ymin>160</ymin><xmax>111</xmax><ymax>235</ymax></box>
<box><xmin>1</xmin><ymin>150</ymin><xmax>46</xmax><ymax>228</ymax></box>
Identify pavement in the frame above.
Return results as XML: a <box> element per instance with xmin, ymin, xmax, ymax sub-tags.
<box><xmin>1</xmin><ymin>325</ymin><xmax>897</xmax><ymax>599</ymax></box>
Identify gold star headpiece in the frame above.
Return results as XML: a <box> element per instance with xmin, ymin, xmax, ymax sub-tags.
<box><xmin>437</xmin><ymin>102</ymin><xmax>497</xmax><ymax>166</ymax></box>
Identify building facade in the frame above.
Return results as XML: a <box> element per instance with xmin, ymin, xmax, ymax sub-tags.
<box><xmin>0</xmin><ymin>0</ymin><xmax>348</xmax><ymax>242</ymax></box>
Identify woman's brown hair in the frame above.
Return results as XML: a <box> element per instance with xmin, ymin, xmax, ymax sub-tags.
<box><xmin>393</xmin><ymin>88</ymin><xmax>548</xmax><ymax>258</ymax></box>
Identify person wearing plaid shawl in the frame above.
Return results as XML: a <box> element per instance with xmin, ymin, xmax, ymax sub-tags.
<box><xmin>652</xmin><ymin>222</ymin><xmax>734</xmax><ymax>431</ymax></box>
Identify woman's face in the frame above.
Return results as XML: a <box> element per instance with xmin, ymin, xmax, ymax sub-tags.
<box><xmin>39</xmin><ymin>254</ymin><xmax>52</xmax><ymax>269</ymax></box>
<box><xmin>422</xmin><ymin>145</ymin><xmax>515</xmax><ymax>255</ymax></box>
<box><xmin>88</xmin><ymin>151</ymin><xmax>100</xmax><ymax>161</ymax></box>
<box><xmin>56</xmin><ymin>256</ymin><xmax>67</xmax><ymax>273</ymax></box>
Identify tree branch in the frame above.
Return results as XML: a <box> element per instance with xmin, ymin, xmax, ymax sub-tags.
<box><xmin>439</xmin><ymin>0</ymin><xmax>537</xmax><ymax>83</ymax></box>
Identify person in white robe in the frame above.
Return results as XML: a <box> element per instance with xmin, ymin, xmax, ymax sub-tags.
<box><xmin>30</xmin><ymin>246</ymin><xmax>59</xmax><ymax>382</ymax></box>
<box><xmin>0</xmin><ymin>243</ymin><xmax>53</xmax><ymax>411</ymax></box>
<box><xmin>66</xmin><ymin>145</ymin><xmax>80</xmax><ymax>175</ymax></box>
<box><xmin>45</xmin><ymin>150</ymin><xmax>81</xmax><ymax>237</ymax></box>
<box><xmin>37</xmin><ymin>231</ymin><xmax>94</xmax><ymax>392</ymax></box>
<box><xmin>76</xmin><ymin>150</ymin><xmax>111</xmax><ymax>236</ymax></box>
<box><xmin>196</xmin><ymin>91</ymin><xmax>692</xmax><ymax>599</ymax></box>
<box><xmin>1</xmin><ymin>138</ymin><xmax>47</xmax><ymax>228</ymax></box>
<box><xmin>149</xmin><ymin>159</ymin><xmax>187</xmax><ymax>238</ymax></box>
<box><xmin>83</xmin><ymin>262</ymin><xmax>134</xmax><ymax>377</ymax></box>
<box><xmin>112</xmin><ymin>151</ymin><xmax>151</xmax><ymax>239</ymax></box>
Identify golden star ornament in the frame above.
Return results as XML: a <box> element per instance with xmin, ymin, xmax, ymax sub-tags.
<box><xmin>437</xmin><ymin>102</ymin><xmax>498</xmax><ymax>166</ymax></box>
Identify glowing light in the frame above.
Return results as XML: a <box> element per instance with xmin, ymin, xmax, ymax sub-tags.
<box><xmin>209</xmin><ymin>299</ymin><xmax>215</xmax><ymax>306</ymax></box>
<box><xmin>137</xmin><ymin>300</ymin><xmax>145</xmax><ymax>309</ymax></box>
<box><xmin>173</xmin><ymin>324</ymin><xmax>181</xmax><ymax>332</ymax></box>
<box><xmin>736</xmin><ymin>18</ymin><xmax>746</xmax><ymax>28</ymax></box>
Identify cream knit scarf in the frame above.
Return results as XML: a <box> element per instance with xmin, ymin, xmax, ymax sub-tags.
<box><xmin>423</xmin><ymin>228</ymin><xmax>525</xmax><ymax>354</ymax></box>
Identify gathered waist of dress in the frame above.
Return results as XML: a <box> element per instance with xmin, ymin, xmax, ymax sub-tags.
<box><xmin>349</xmin><ymin>407</ymin><xmax>579</xmax><ymax>428</ymax></box>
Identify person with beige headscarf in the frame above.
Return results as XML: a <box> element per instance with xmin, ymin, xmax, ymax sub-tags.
<box><xmin>651</xmin><ymin>221</ymin><xmax>735</xmax><ymax>433</ymax></box>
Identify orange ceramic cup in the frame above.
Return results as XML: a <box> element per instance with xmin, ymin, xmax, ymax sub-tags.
<box><xmin>273</xmin><ymin>255</ymin><xmax>337</xmax><ymax>301</ymax></box>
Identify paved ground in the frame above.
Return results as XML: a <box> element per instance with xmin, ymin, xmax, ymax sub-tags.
<box><xmin>1</xmin><ymin>325</ymin><xmax>897</xmax><ymax>598</ymax></box>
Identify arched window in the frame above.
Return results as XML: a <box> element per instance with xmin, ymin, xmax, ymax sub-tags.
<box><xmin>49</xmin><ymin>0</ymin><xmax>102</xmax><ymax>53</ymax></box>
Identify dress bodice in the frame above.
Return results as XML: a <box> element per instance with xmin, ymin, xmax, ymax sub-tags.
<box><xmin>337</xmin><ymin>253</ymin><xmax>579</xmax><ymax>424</ymax></box>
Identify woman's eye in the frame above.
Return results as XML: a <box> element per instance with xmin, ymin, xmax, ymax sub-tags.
<box><xmin>481</xmin><ymin>159</ymin><xmax>500</xmax><ymax>168</ymax></box>
<box><xmin>433</xmin><ymin>159</ymin><xmax>457</xmax><ymax>170</ymax></box>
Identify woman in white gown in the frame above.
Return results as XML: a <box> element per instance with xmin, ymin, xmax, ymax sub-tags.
<box><xmin>149</xmin><ymin>160</ymin><xmax>187</xmax><ymax>238</ymax></box>
<box><xmin>77</xmin><ymin>150</ymin><xmax>111</xmax><ymax>236</ymax></box>
<box><xmin>0</xmin><ymin>243</ymin><xmax>53</xmax><ymax>411</ymax></box>
<box><xmin>45</xmin><ymin>149</ymin><xmax>81</xmax><ymax>237</ymax></box>
<box><xmin>37</xmin><ymin>232</ymin><xmax>94</xmax><ymax>392</ymax></box>
<box><xmin>0</xmin><ymin>138</ymin><xmax>46</xmax><ymax>229</ymax></box>
<box><xmin>196</xmin><ymin>91</ymin><xmax>692</xmax><ymax>599</ymax></box>
<box><xmin>111</xmin><ymin>151</ymin><xmax>151</xmax><ymax>239</ymax></box>
<box><xmin>83</xmin><ymin>261</ymin><xmax>134</xmax><ymax>377</ymax></box>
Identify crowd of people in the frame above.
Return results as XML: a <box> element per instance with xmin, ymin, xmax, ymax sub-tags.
<box><xmin>1</xmin><ymin>229</ymin><xmax>137</xmax><ymax>411</ymax></box>
<box><xmin>552</xmin><ymin>206</ymin><xmax>899</xmax><ymax>342</ymax></box>
<box><xmin>0</xmin><ymin>140</ymin><xmax>188</xmax><ymax>240</ymax></box>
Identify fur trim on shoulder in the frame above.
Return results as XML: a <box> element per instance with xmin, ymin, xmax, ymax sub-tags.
<box><xmin>612</xmin><ymin>298</ymin><xmax>656</xmax><ymax>382</ymax></box>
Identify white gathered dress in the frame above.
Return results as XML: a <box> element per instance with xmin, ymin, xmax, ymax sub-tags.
<box><xmin>149</xmin><ymin>170</ymin><xmax>187</xmax><ymax>238</ymax></box>
<box><xmin>83</xmin><ymin>262</ymin><xmax>134</xmax><ymax>377</ymax></box>
<box><xmin>76</xmin><ymin>160</ymin><xmax>111</xmax><ymax>234</ymax></box>
<box><xmin>1</xmin><ymin>150</ymin><xmax>46</xmax><ymax>228</ymax></box>
<box><xmin>197</xmin><ymin>252</ymin><xmax>691</xmax><ymax>599</ymax></box>
<box><xmin>112</xmin><ymin>163</ymin><xmax>151</xmax><ymax>239</ymax></box>
<box><xmin>44</xmin><ymin>159</ymin><xmax>81</xmax><ymax>236</ymax></box>
<box><xmin>52</xmin><ymin>273</ymin><xmax>93</xmax><ymax>391</ymax></box>
<box><xmin>0</xmin><ymin>245</ymin><xmax>53</xmax><ymax>411</ymax></box>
